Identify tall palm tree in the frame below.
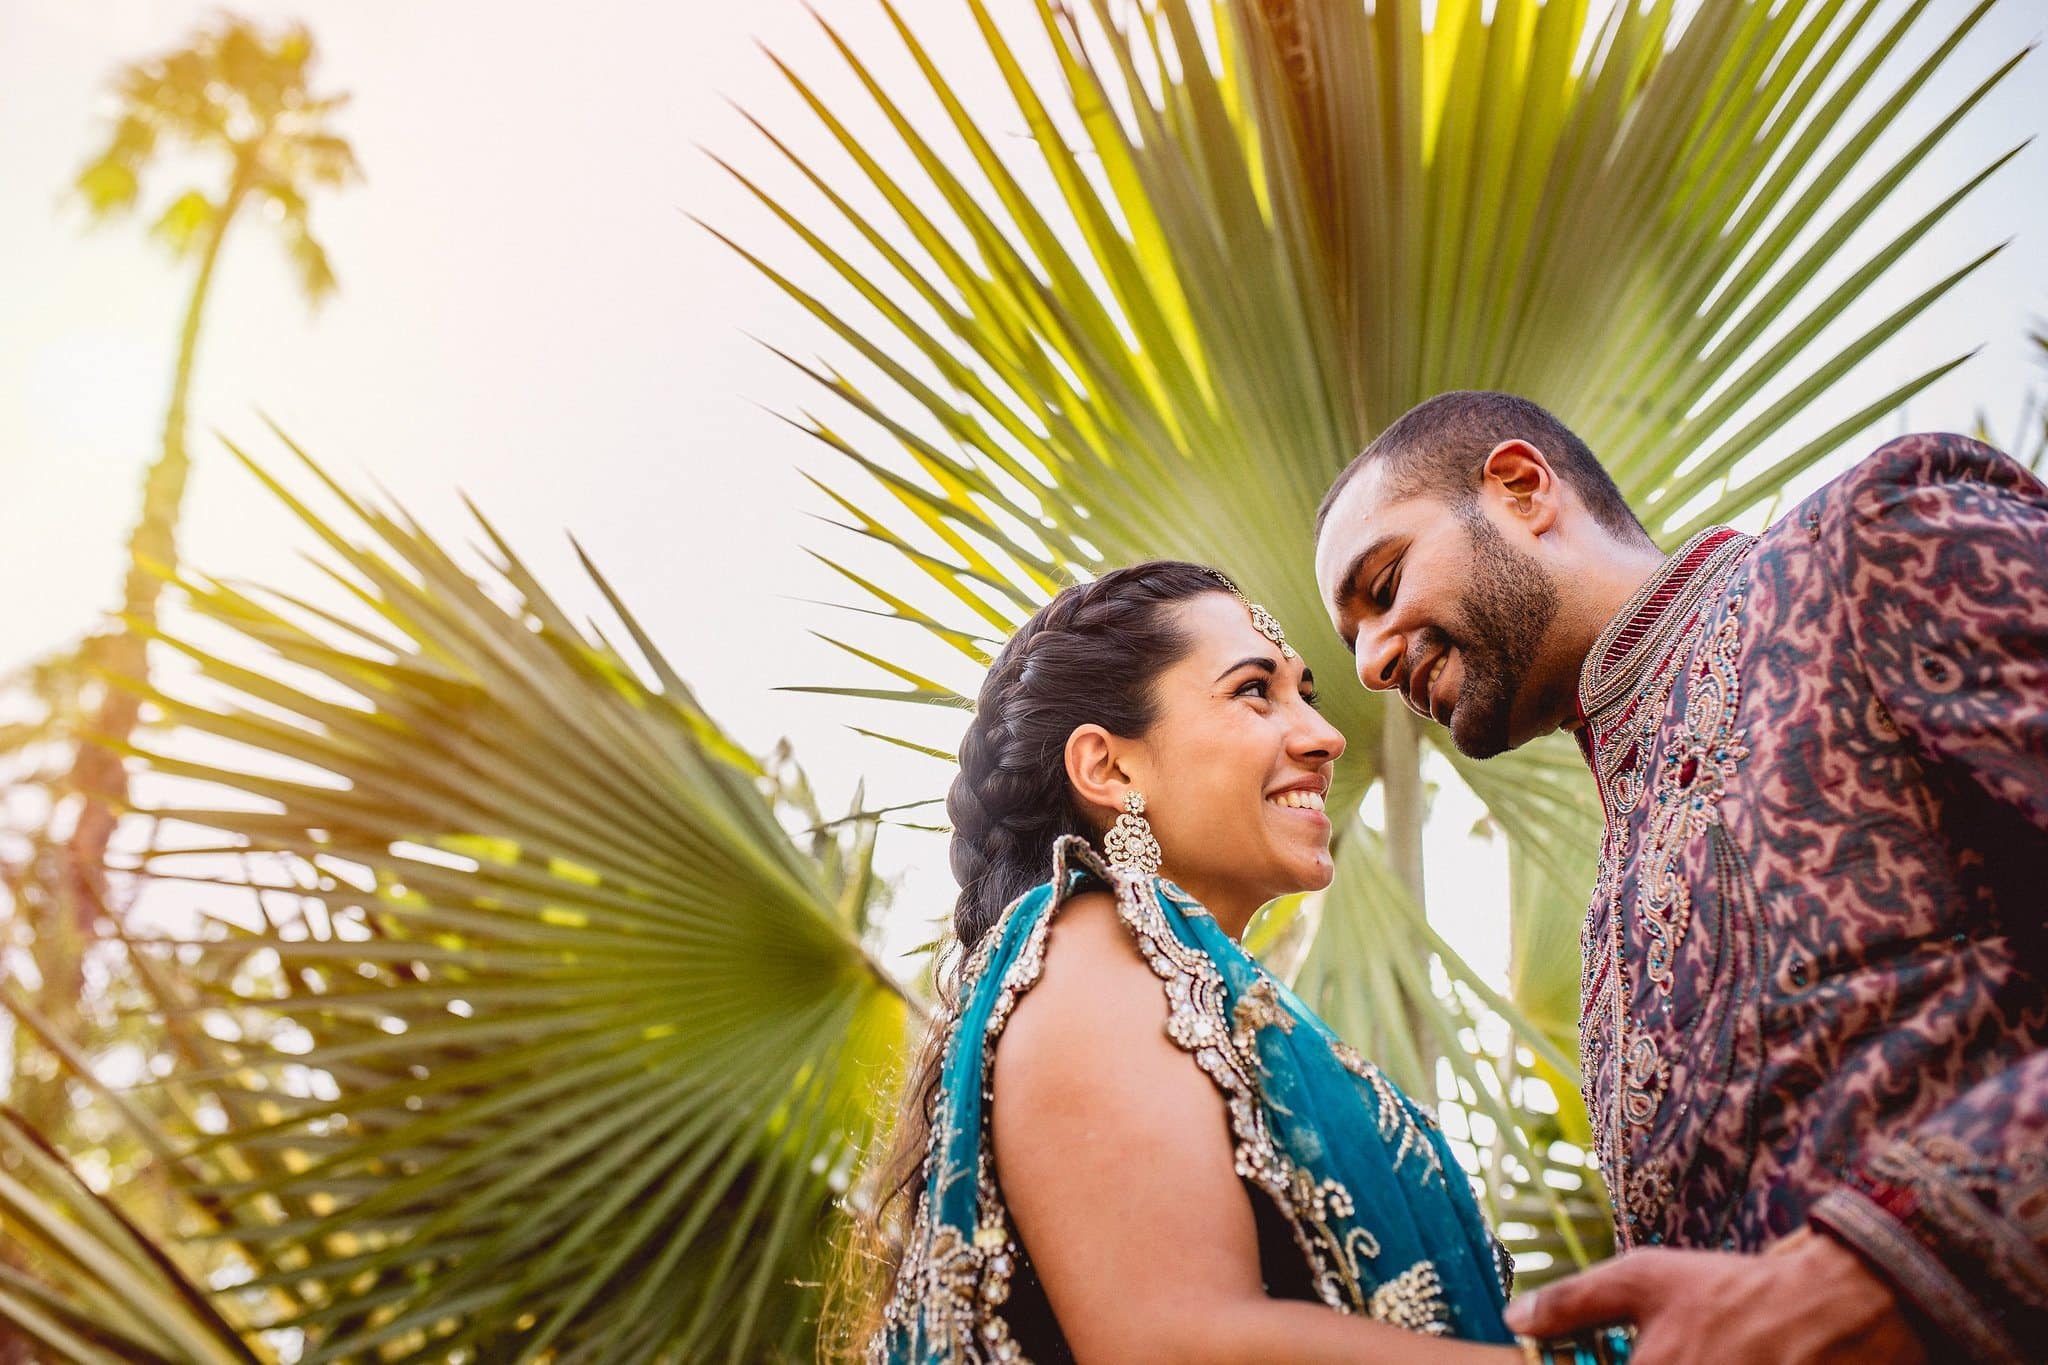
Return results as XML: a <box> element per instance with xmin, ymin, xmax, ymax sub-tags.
<box><xmin>25</xmin><ymin>16</ymin><xmax>357</xmax><ymax>1137</ymax></box>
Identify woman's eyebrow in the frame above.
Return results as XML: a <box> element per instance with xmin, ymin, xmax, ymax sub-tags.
<box><xmin>1213</xmin><ymin>655</ymin><xmax>1278</xmax><ymax>683</ymax></box>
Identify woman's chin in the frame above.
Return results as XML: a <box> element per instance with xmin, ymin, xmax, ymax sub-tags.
<box><xmin>1275</xmin><ymin>849</ymin><xmax>1336</xmax><ymax>895</ymax></box>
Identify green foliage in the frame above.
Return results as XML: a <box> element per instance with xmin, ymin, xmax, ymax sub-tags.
<box><xmin>0</xmin><ymin>1107</ymin><xmax>255</xmax><ymax>1365</ymax></box>
<box><xmin>720</xmin><ymin>0</ymin><xmax>2024</xmax><ymax>1276</ymax></box>
<box><xmin>6</xmin><ymin>437</ymin><xmax>911</xmax><ymax>1363</ymax></box>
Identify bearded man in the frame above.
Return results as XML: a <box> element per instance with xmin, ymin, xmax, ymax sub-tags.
<box><xmin>1312</xmin><ymin>391</ymin><xmax>2047</xmax><ymax>1363</ymax></box>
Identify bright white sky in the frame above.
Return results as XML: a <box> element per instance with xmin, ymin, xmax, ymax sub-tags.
<box><xmin>3</xmin><ymin>0</ymin><xmax>2044</xmax><ymax>982</ymax></box>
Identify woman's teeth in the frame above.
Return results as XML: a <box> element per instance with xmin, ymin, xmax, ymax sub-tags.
<box><xmin>1268</xmin><ymin>789</ymin><xmax>1326</xmax><ymax>811</ymax></box>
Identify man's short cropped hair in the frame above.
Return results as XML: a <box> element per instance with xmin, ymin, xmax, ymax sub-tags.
<box><xmin>1314</xmin><ymin>391</ymin><xmax>1651</xmax><ymax>544</ymax></box>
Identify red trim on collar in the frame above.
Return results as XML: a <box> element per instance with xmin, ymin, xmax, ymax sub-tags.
<box><xmin>1596</xmin><ymin>527</ymin><xmax>1747</xmax><ymax>676</ymax></box>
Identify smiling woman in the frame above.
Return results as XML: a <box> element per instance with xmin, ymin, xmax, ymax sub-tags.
<box><xmin>1066</xmin><ymin>589</ymin><xmax>1343</xmax><ymax>930</ymax></box>
<box><xmin>835</xmin><ymin>561</ymin><xmax>1524</xmax><ymax>1363</ymax></box>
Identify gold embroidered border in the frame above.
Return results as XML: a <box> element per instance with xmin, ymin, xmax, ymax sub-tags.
<box><xmin>1077</xmin><ymin>840</ymin><xmax>1456</xmax><ymax>1335</ymax></box>
<box><xmin>876</xmin><ymin>836</ymin><xmax>1468</xmax><ymax>1355</ymax></box>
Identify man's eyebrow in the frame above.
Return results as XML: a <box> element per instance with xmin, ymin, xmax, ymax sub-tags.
<box><xmin>1214</xmin><ymin>655</ymin><xmax>1278</xmax><ymax>684</ymax></box>
<box><xmin>1333</xmin><ymin>533</ymin><xmax>1401</xmax><ymax>646</ymax></box>
<box><xmin>1337</xmin><ymin>534</ymin><xmax>1402</xmax><ymax>606</ymax></box>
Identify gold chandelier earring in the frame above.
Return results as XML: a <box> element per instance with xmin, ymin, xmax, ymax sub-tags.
<box><xmin>1103</xmin><ymin>790</ymin><xmax>1162</xmax><ymax>877</ymax></box>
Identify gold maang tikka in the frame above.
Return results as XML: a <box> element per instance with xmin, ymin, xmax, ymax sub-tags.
<box><xmin>1103</xmin><ymin>790</ymin><xmax>1163</xmax><ymax>877</ymax></box>
<box><xmin>1202</xmin><ymin>568</ymin><xmax>1297</xmax><ymax>659</ymax></box>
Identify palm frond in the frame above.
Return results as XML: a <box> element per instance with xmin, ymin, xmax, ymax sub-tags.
<box><xmin>719</xmin><ymin>0</ymin><xmax>2026</xmax><ymax>1281</ymax></box>
<box><xmin>12</xmin><ymin>434</ymin><xmax>912</xmax><ymax>1363</ymax></box>
<box><xmin>1284</xmin><ymin>821</ymin><xmax>1608</xmax><ymax>1279</ymax></box>
<box><xmin>0</xmin><ymin>1109</ymin><xmax>259</xmax><ymax>1365</ymax></box>
<box><xmin>75</xmin><ymin>15</ymin><xmax>357</xmax><ymax>306</ymax></box>
<box><xmin>727</xmin><ymin>0</ymin><xmax>2019</xmax><ymax>790</ymax></box>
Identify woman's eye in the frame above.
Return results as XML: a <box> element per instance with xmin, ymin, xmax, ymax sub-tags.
<box><xmin>1303</xmin><ymin>691</ymin><xmax>1322</xmax><ymax>710</ymax></box>
<box><xmin>1235</xmin><ymin>679</ymin><xmax>1270</xmax><ymax>700</ymax></box>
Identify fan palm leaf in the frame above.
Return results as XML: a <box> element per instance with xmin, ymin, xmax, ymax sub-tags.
<box><xmin>720</xmin><ymin>0</ymin><xmax>2026</xmax><ymax>1273</ymax></box>
<box><xmin>7</xmin><ymin>432</ymin><xmax>911</xmax><ymax>1362</ymax></box>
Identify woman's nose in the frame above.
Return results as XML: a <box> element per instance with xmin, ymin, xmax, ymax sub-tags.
<box><xmin>1297</xmin><ymin>708</ymin><xmax>1347</xmax><ymax>762</ymax></box>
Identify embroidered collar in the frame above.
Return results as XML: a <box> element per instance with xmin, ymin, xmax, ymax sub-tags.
<box><xmin>1578</xmin><ymin>527</ymin><xmax>1755</xmax><ymax>724</ymax></box>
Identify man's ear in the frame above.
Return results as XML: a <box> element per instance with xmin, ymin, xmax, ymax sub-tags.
<box><xmin>1064</xmin><ymin>723</ymin><xmax>1135</xmax><ymax>825</ymax></box>
<box><xmin>1482</xmin><ymin>439</ymin><xmax>1561</xmax><ymax>536</ymax></box>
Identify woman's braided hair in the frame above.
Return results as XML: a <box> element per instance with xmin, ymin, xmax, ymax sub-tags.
<box><xmin>943</xmin><ymin>559</ymin><xmax>1229</xmax><ymax>957</ymax></box>
<box><xmin>825</xmin><ymin>560</ymin><xmax>1232</xmax><ymax>1354</ymax></box>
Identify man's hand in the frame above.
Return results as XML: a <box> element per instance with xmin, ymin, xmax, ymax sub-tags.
<box><xmin>1502</xmin><ymin>1231</ymin><xmax>1930</xmax><ymax>1364</ymax></box>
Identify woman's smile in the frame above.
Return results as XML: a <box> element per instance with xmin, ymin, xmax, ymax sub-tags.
<box><xmin>1265</xmin><ymin>780</ymin><xmax>1331</xmax><ymax>827</ymax></box>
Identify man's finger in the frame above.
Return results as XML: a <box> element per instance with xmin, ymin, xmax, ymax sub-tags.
<box><xmin>1504</xmin><ymin>1251</ymin><xmax>1673</xmax><ymax>1337</ymax></box>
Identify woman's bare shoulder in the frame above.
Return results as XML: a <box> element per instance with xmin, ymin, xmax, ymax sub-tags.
<box><xmin>989</xmin><ymin>884</ymin><xmax>1201</xmax><ymax>1114</ymax></box>
<box><xmin>986</xmin><ymin>886</ymin><xmax>1260</xmax><ymax>1358</ymax></box>
<box><xmin>1005</xmin><ymin>887</ymin><xmax>1159</xmax><ymax>1018</ymax></box>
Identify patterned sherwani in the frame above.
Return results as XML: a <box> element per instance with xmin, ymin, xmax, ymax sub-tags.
<box><xmin>1571</xmin><ymin>433</ymin><xmax>2048</xmax><ymax>1361</ymax></box>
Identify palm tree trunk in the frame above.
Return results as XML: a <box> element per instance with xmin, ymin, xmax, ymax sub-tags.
<box><xmin>1379</xmin><ymin>699</ymin><xmax>1438</xmax><ymax>1076</ymax></box>
<box><xmin>1379</xmin><ymin>702</ymin><xmax>1428</xmax><ymax>907</ymax></box>
<box><xmin>29</xmin><ymin>178</ymin><xmax>247</xmax><ymax>1140</ymax></box>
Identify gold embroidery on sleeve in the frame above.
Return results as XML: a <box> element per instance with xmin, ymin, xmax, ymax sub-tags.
<box><xmin>1368</xmin><ymin>1259</ymin><xmax>1453</xmax><ymax>1335</ymax></box>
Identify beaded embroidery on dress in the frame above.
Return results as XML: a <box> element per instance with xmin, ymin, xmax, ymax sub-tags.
<box><xmin>869</xmin><ymin>836</ymin><xmax>1515</xmax><ymax>1360</ymax></box>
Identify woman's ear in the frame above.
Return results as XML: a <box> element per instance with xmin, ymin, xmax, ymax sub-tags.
<box><xmin>1064</xmin><ymin>723</ymin><xmax>1134</xmax><ymax>825</ymax></box>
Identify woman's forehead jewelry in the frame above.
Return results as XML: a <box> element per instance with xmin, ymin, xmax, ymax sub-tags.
<box><xmin>1203</xmin><ymin>568</ymin><xmax>1297</xmax><ymax>659</ymax></box>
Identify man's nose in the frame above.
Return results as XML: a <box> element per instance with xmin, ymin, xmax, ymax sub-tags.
<box><xmin>1356</xmin><ymin>629</ymin><xmax>1404</xmax><ymax>693</ymax></box>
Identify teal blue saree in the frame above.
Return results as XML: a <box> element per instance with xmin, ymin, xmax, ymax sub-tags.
<box><xmin>872</xmin><ymin>836</ymin><xmax>1515</xmax><ymax>1361</ymax></box>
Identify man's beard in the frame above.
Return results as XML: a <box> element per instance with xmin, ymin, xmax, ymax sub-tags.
<box><xmin>1431</xmin><ymin>508</ymin><xmax>1561</xmax><ymax>758</ymax></box>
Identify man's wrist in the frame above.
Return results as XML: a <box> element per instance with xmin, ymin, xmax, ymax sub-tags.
<box><xmin>1791</xmin><ymin>1226</ymin><xmax>1933</xmax><ymax>1363</ymax></box>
